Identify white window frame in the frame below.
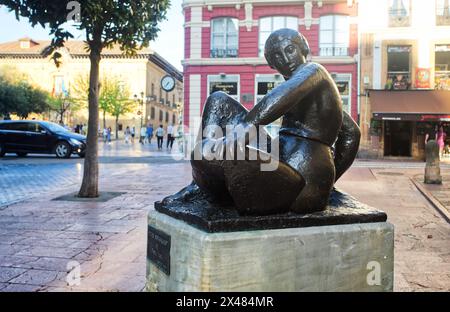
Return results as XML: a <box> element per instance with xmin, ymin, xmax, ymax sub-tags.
<box><xmin>207</xmin><ymin>74</ymin><xmax>240</xmax><ymax>102</ymax></box>
<box><xmin>332</xmin><ymin>73</ymin><xmax>352</xmax><ymax>115</ymax></box>
<box><xmin>210</xmin><ymin>17</ymin><xmax>239</xmax><ymax>58</ymax></box>
<box><xmin>258</xmin><ymin>16</ymin><xmax>298</xmax><ymax>57</ymax></box>
<box><xmin>319</xmin><ymin>15</ymin><xmax>350</xmax><ymax>57</ymax></box>
<box><xmin>389</xmin><ymin>0</ymin><xmax>410</xmax><ymax>17</ymax></box>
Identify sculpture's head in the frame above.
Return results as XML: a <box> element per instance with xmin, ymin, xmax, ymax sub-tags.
<box><xmin>264</xmin><ymin>28</ymin><xmax>310</xmax><ymax>79</ymax></box>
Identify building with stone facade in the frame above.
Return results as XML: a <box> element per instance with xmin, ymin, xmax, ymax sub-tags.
<box><xmin>359</xmin><ymin>0</ymin><xmax>450</xmax><ymax>159</ymax></box>
<box><xmin>0</xmin><ymin>37</ymin><xmax>183</xmax><ymax>137</ymax></box>
<box><xmin>182</xmin><ymin>0</ymin><xmax>359</xmax><ymax>136</ymax></box>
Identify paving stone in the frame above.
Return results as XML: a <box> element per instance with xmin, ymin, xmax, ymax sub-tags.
<box><xmin>0</xmin><ymin>255</ymin><xmax>39</xmax><ymax>267</ymax></box>
<box><xmin>9</xmin><ymin>269</ymin><xmax>63</xmax><ymax>286</ymax></box>
<box><xmin>16</xmin><ymin>257</ymin><xmax>75</xmax><ymax>272</ymax></box>
<box><xmin>16</xmin><ymin>246</ymin><xmax>84</xmax><ymax>259</ymax></box>
<box><xmin>0</xmin><ymin>283</ymin><xmax>43</xmax><ymax>292</ymax></box>
<box><xmin>0</xmin><ymin>267</ymin><xmax>28</xmax><ymax>283</ymax></box>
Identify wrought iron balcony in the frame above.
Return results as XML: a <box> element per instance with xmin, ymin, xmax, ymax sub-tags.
<box><xmin>319</xmin><ymin>47</ymin><xmax>349</xmax><ymax>57</ymax></box>
<box><xmin>210</xmin><ymin>48</ymin><xmax>238</xmax><ymax>58</ymax></box>
<box><xmin>436</xmin><ymin>12</ymin><xmax>450</xmax><ymax>26</ymax></box>
<box><xmin>388</xmin><ymin>9</ymin><xmax>411</xmax><ymax>27</ymax></box>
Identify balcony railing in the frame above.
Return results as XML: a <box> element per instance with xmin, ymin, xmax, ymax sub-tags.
<box><xmin>436</xmin><ymin>12</ymin><xmax>450</xmax><ymax>26</ymax></box>
<box><xmin>435</xmin><ymin>71</ymin><xmax>450</xmax><ymax>90</ymax></box>
<box><xmin>388</xmin><ymin>9</ymin><xmax>411</xmax><ymax>27</ymax></box>
<box><xmin>386</xmin><ymin>71</ymin><xmax>411</xmax><ymax>90</ymax></box>
<box><xmin>210</xmin><ymin>48</ymin><xmax>238</xmax><ymax>58</ymax></box>
<box><xmin>319</xmin><ymin>47</ymin><xmax>349</xmax><ymax>57</ymax></box>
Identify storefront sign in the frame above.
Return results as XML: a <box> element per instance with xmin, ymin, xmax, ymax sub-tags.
<box><xmin>415</xmin><ymin>68</ymin><xmax>431</xmax><ymax>89</ymax></box>
<box><xmin>210</xmin><ymin>82</ymin><xmax>238</xmax><ymax>95</ymax></box>
<box><xmin>374</xmin><ymin>113</ymin><xmax>450</xmax><ymax>121</ymax></box>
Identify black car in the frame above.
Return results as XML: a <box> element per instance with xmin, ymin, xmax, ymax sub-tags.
<box><xmin>0</xmin><ymin>120</ymin><xmax>86</xmax><ymax>158</ymax></box>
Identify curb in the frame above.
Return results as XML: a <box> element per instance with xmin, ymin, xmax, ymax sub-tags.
<box><xmin>410</xmin><ymin>178</ymin><xmax>450</xmax><ymax>223</ymax></box>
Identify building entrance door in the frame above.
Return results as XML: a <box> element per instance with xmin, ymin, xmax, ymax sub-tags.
<box><xmin>384</xmin><ymin>121</ymin><xmax>412</xmax><ymax>156</ymax></box>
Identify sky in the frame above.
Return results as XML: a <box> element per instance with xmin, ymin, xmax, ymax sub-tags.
<box><xmin>0</xmin><ymin>0</ymin><xmax>184</xmax><ymax>71</ymax></box>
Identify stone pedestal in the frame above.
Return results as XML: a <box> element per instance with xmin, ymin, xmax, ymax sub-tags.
<box><xmin>425</xmin><ymin>140</ymin><xmax>442</xmax><ymax>184</ymax></box>
<box><xmin>146</xmin><ymin>211</ymin><xmax>394</xmax><ymax>292</ymax></box>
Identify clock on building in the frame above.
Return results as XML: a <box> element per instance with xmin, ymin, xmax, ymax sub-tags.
<box><xmin>161</xmin><ymin>75</ymin><xmax>176</xmax><ymax>92</ymax></box>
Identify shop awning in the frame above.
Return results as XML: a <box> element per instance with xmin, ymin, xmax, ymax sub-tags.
<box><xmin>371</xmin><ymin>90</ymin><xmax>450</xmax><ymax>121</ymax></box>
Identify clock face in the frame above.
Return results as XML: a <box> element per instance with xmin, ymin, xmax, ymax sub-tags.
<box><xmin>161</xmin><ymin>75</ymin><xmax>176</xmax><ymax>92</ymax></box>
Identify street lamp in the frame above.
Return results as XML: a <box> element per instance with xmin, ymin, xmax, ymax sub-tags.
<box><xmin>134</xmin><ymin>92</ymin><xmax>144</xmax><ymax>143</ymax></box>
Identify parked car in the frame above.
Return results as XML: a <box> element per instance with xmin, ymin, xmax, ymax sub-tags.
<box><xmin>0</xmin><ymin>120</ymin><xmax>86</xmax><ymax>158</ymax></box>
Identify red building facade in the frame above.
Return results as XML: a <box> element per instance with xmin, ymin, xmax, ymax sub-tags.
<box><xmin>182</xmin><ymin>0</ymin><xmax>359</xmax><ymax>131</ymax></box>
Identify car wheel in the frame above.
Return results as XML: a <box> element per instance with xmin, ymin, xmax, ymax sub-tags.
<box><xmin>16</xmin><ymin>152</ymin><xmax>27</xmax><ymax>157</ymax></box>
<box><xmin>55</xmin><ymin>141</ymin><xmax>72</xmax><ymax>159</ymax></box>
<box><xmin>0</xmin><ymin>144</ymin><xmax>5</xmax><ymax>157</ymax></box>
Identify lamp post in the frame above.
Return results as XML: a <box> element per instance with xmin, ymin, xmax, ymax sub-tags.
<box><xmin>134</xmin><ymin>92</ymin><xmax>144</xmax><ymax>143</ymax></box>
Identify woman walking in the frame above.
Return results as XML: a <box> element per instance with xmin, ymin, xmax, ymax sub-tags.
<box><xmin>436</xmin><ymin>125</ymin><xmax>447</xmax><ymax>159</ymax></box>
<box><xmin>125</xmin><ymin>126</ymin><xmax>131</xmax><ymax>144</ymax></box>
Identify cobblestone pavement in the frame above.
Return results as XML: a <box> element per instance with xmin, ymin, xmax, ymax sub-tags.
<box><xmin>412</xmin><ymin>174</ymin><xmax>450</xmax><ymax>220</ymax></box>
<box><xmin>0</xmin><ymin>141</ymin><xmax>186</xmax><ymax>208</ymax></box>
<box><xmin>0</xmin><ymin>143</ymin><xmax>449</xmax><ymax>292</ymax></box>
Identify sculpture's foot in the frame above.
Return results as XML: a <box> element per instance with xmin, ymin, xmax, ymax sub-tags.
<box><xmin>161</xmin><ymin>181</ymin><xmax>233</xmax><ymax>206</ymax></box>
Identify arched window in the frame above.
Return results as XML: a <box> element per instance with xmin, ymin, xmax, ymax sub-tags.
<box><xmin>319</xmin><ymin>15</ymin><xmax>349</xmax><ymax>56</ymax></box>
<box><xmin>211</xmin><ymin>17</ymin><xmax>239</xmax><ymax>58</ymax></box>
<box><xmin>259</xmin><ymin>16</ymin><xmax>298</xmax><ymax>56</ymax></box>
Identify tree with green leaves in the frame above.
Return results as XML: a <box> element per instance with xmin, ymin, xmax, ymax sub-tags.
<box><xmin>47</xmin><ymin>93</ymin><xmax>81</xmax><ymax>125</ymax></box>
<box><xmin>104</xmin><ymin>79</ymin><xmax>136</xmax><ymax>140</ymax></box>
<box><xmin>0</xmin><ymin>76</ymin><xmax>49</xmax><ymax>119</ymax></box>
<box><xmin>1</xmin><ymin>0</ymin><xmax>170</xmax><ymax>197</ymax></box>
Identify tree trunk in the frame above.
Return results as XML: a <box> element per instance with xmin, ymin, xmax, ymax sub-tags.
<box><xmin>59</xmin><ymin>109</ymin><xmax>64</xmax><ymax>125</ymax></box>
<box><xmin>115</xmin><ymin>116</ymin><xmax>119</xmax><ymax>140</ymax></box>
<box><xmin>78</xmin><ymin>41</ymin><xmax>102</xmax><ymax>198</ymax></box>
<box><xmin>103</xmin><ymin>109</ymin><xmax>106</xmax><ymax>129</ymax></box>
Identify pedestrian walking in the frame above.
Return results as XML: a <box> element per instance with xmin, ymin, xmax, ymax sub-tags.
<box><xmin>131</xmin><ymin>127</ymin><xmax>136</xmax><ymax>143</ymax></box>
<box><xmin>166</xmin><ymin>123</ymin><xmax>175</xmax><ymax>150</ymax></box>
<box><xmin>124</xmin><ymin>126</ymin><xmax>131</xmax><ymax>144</ymax></box>
<box><xmin>140</xmin><ymin>126</ymin><xmax>147</xmax><ymax>144</ymax></box>
<box><xmin>107</xmin><ymin>127</ymin><xmax>112</xmax><ymax>144</ymax></box>
<box><xmin>436</xmin><ymin>125</ymin><xmax>447</xmax><ymax>159</ymax></box>
<box><xmin>156</xmin><ymin>124</ymin><xmax>164</xmax><ymax>150</ymax></box>
<box><xmin>146</xmin><ymin>124</ymin><xmax>154</xmax><ymax>144</ymax></box>
<box><xmin>103</xmin><ymin>127</ymin><xmax>108</xmax><ymax>143</ymax></box>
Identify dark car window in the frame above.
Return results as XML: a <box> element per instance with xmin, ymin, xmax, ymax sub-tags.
<box><xmin>4</xmin><ymin>123</ymin><xmax>28</xmax><ymax>132</ymax></box>
<box><xmin>27</xmin><ymin>123</ymin><xmax>44</xmax><ymax>133</ymax></box>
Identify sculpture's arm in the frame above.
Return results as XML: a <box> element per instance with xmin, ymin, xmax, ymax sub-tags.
<box><xmin>244</xmin><ymin>62</ymin><xmax>326</xmax><ymax>126</ymax></box>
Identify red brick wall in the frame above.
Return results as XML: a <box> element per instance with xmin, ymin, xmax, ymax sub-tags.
<box><xmin>253</xmin><ymin>5</ymin><xmax>304</xmax><ymax>20</ymax></box>
<box><xmin>202</xmin><ymin>7</ymin><xmax>244</xmax><ymax>20</ymax></box>
<box><xmin>239</xmin><ymin>26</ymin><xmax>258</xmax><ymax>57</ymax></box>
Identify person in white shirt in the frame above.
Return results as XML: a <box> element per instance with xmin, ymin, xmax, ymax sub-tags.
<box><xmin>156</xmin><ymin>125</ymin><xmax>165</xmax><ymax>150</ymax></box>
<box><xmin>166</xmin><ymin>124</ymin><xmax>174</xmax><ymax>149</ymax></box>
<box><xmin>140</xmin><ymin>126</ymin><xmax>147</xmax><ymax>144</ymax></box>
